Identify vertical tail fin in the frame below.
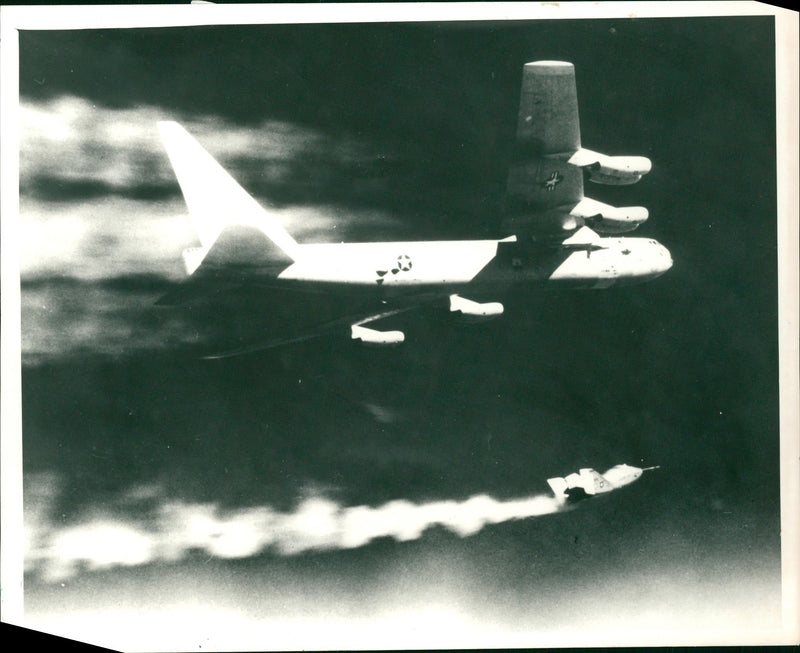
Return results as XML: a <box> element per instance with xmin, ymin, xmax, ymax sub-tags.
<box><xmin>580</xmin><ymin>468</ymin><xmax>612</xmax><ymax>494</ymax></box>
<box><xmin>158</xmin><ymin>121</ymin><xmax>300</xmax><ymax>263</ymax></box>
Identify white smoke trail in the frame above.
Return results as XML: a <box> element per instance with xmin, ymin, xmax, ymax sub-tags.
<box><xmin>25</xmin><ymin>478</ymin><xmax>566</xmax><ymax>583</ymax></box>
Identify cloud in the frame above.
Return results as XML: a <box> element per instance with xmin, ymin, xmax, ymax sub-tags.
<box><xmin>18</xmin><ymin>97</ymin><xmax>403</xmax><ymax>283</ymax></box>
<box><xmin>19</xmin><ymin>95</ymin><xmax>399</xmax><ymax>208</ymax></box>
<box><xmin>20</xmin><ymin>97</ymin><xmax>171</xmax><ymax>191</ymax></box>
<box><xmin>16</xmin><ymin>97</ymin><xmax>409</xmax><ymax>363</ymax></box>
<box><xmin>20</xmin><ymin>196</ymin><xmax>193</xmax><ymax>281</ymax></box>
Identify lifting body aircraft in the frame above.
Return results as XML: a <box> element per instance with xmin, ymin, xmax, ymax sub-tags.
<box><xmin>547</xmin><ymin>464</ymin><xmax>660</xmax><ymax>503</ymax></box>
<box><xmin>157</xmin><ymin>61</ymin><xmax>671</xmax><ymax>353</ymax></box>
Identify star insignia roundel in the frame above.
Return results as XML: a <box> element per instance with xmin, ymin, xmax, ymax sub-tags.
<box><xmin>396</xmin><ymin>254</ymin><xmax>413</xmax><ymax>272</ymax></box>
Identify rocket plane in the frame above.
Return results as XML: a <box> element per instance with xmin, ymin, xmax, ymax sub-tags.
<box><xmin>547</xmin><ymin>464</ymin><xmax>659</xmax><ymax>503</ymax></box>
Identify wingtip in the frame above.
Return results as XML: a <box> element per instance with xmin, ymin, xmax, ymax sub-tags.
<box><xmin>525</xmin><ymin>60</ymin><xmax>575</xmax><ymax>75</ymax></box>
<box><xmin>157</xmin><ymin>120</ymin><xmax>183</xmax><ymax>138</ymax></box>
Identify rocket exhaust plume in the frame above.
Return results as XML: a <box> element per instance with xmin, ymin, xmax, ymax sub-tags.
<box><xmin>26</xmin><ymin>480</ymin><xmax>568</xmax><ymax>583</ymax></box>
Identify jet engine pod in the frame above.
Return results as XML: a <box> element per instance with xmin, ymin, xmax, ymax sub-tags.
<box><xmin>568</xmin><ymin>148</ymin><xmax>651</xmax><ymax>185</ymax></box>
<box><xmin>449</xmin><ymin>294</ymin><xmax>504</xmax><ymax>322</ymax></box>
<box><xmin>570</xmin><ymin>197</ymin><xmax>649</xmax><ymax>234</ymax></box>
<box><xmin>351</xmin><ymin>324</ymin><xmax>405</xmax><ymax>346</ymax></box>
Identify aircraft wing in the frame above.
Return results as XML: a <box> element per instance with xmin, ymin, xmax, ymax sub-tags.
<box><xmin>503</xmin><ymin>61</ymin><xmax>652</xmax><ymax>239</ymax></box>
<box><xmin>504</xmin><ymin>61</ymin><xmax>584</xmax><ymax>237</ymax></box>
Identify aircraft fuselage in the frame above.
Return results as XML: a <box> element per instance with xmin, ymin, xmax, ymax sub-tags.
<box><xmin>277</xmin><ymin>236</ymin><xmax>672</xmax><ymax>293</ymax></box>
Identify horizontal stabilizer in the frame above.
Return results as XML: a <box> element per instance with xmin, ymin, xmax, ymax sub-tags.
<box><xmin>158</xmin><ymin>226</ymin><xmax>293</xmax><ymax>305</ymax></box>
<box><xmin>182</xmin><ymin>247</ymin><xmax>208</xmax><ymax>275</ymax></box>
<box><xmin>200</xmin><ymin>225</ymin><xmax>294</xmax><ymax>271</ymax></box>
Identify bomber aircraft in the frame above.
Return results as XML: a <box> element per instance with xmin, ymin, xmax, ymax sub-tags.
<box><xmin>157</xmin><ymin>61</ymin><xmax>671</xmax><ymax>355</ymax></box>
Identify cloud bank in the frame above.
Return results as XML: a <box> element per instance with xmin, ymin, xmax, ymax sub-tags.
<box><xmin>19</xmin><ymin>96</ymin><xmax>404</xmax><ymax>283</ymax></box>
<box><xmin>18</xmin><ymin>97</ymin><xmax>409</xmax><ymax>363</ymax></box>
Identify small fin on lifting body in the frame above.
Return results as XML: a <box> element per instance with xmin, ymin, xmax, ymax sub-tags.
<box><xmin>547</xmin><ymin>477</ymin><xmax>568</xmax><ymax>497</ymax></box>
<box><xmin>580</xmin><ymin>468</ymin><xmax>612</xmax><ymax>494</ymax></box>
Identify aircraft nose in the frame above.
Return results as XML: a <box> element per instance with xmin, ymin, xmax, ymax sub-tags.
<box><xmin>625</xmin><ymin>240</ymin><xmax>672</xmax><ymax>283</ymax></box>
<box><xmin>657</xmin><ymin>243</ymin><xmax>673</xmax><ymax>274</ymax></box>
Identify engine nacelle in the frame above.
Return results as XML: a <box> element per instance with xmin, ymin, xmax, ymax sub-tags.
<box><xmin>449</xmin><ymin>294</ymin><xmax>504</xmax><ymax>321</ymax></box>
<box><xmin>568</xmin><ymin>148</ymin><xmax>651</xmax><ymax>185</ymax></box>
<box><xmin>351</xmin><ymin>324</ymin><xmax>405</xmax><ymax>346</ymax></box>
<box><xmin>570</xmin><ymin>197</ymin><xmax>649</xmax><ymax>234</ymax></box>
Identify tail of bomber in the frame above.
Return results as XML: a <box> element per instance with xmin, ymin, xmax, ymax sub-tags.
<box><xmin>157</xmin><ymin>121</ymin><xmax>299</xmax><ymax>287</ymax></box>
<box><xmin>503</xmin><ymin>61</ymin><xmax>651</xmax><ymax>238</ymax></box>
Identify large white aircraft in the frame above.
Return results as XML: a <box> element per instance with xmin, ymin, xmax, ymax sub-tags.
<box><xmin>157</xmin><ymin>61</ymin><xmax>671</xmax><ymax>354</ymax></box>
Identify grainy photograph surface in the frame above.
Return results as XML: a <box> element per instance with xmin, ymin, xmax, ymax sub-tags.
<box><xmin>4</xmin><ymin>5</ymin><xmax>792</xmax><ymax>650</ymax></box>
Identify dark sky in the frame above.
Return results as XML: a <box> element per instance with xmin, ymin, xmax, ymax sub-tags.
<box><xmin>16</xmin><ymin>15</ymin><xmax>784</xmax><ymax>649</ymax></box>
<box><xmin>19</xmin><ymin>18</ymin><xmax>776</xmax><ymax>232</ymax></box>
